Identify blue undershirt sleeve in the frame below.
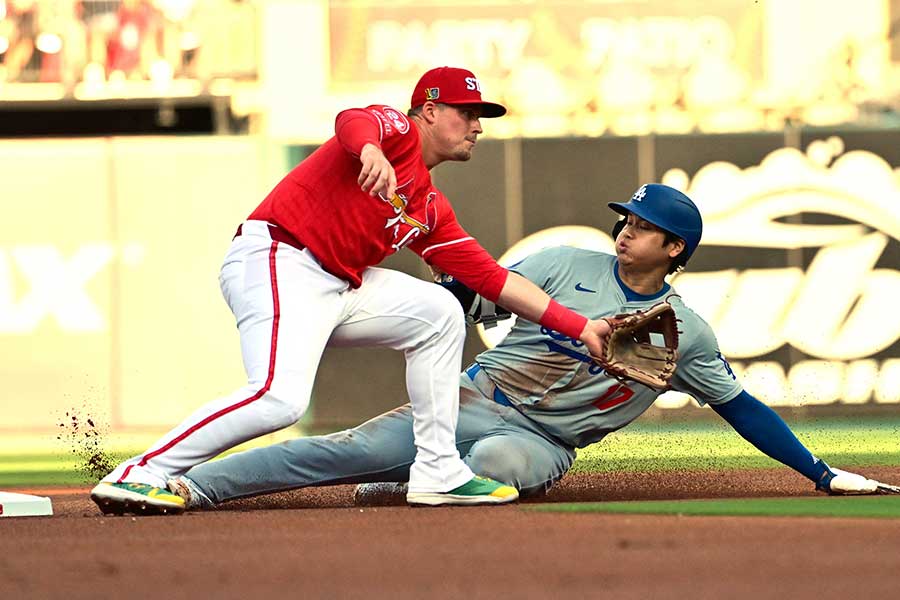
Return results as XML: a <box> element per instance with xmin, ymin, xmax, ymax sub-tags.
<box><xmin>710</xmin><ymin>390</ymin><xmax>831</xmax><ymax>485</ymax></box>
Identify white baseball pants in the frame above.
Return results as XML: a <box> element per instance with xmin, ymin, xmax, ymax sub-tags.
<box><xmin>104</xmin><ymin>220</ymin><xmax>474</xmax><ymax>493</ymax></box>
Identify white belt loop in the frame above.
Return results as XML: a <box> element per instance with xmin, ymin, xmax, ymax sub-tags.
<box><xmin>241</xmin><ymin>220</ymin><xmax>274</xmax><ymax>240</ymax></box>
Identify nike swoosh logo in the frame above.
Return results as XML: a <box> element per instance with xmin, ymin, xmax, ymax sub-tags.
<box><xmin>575</xmin><ymin>283</ymin><xmax>596</xmax><ymax>293</ymax></box>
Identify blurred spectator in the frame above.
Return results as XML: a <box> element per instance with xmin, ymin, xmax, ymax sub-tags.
<box><xmin>1</xmin><ymin>0</ymin><xmax>39</xmax><ymax>82</ymax></box>
<box><xmin>82</xmin><ymin>0</ymin><xmax>117</xmax><ymax>79</ymax></box>
<box><xmin>154</xmin><ymin>0</ymin><xmax>197</xmax><ymax>78</ymax></box>
<box><xmin>34</xmin><ymin>0</ymin><xmax>88</xmax><ymax>84</ymax></box>
<box><xmin>1</xmin><ymin>0</ymin><xmax>256</xmax><ymax>86</ymax></box>
<box><xmin>105</xmin><ymin>0</ymin><xmax>163</xmax><ymax>79</ymax></box>
<box><xmin>184</xmin><ymin>0</ymin><xmax>256</xmax><ymax>81</ymax></box>
<box><xmin>0</xmin><ymin>3</ymin><xmax>9</xmax><ymax>79</ymax></box>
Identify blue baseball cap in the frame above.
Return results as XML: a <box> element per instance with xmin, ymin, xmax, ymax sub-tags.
<box><xmin>608</xmin><ymin>184</ymin><xmax>703</xmax><ymax>259</ymax></box>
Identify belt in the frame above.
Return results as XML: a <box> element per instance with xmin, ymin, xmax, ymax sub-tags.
<box><xmin>234</xmin><ymin>223</ymin><xmax>306</xmax><ymax>252</ymax></box>
<box><xmin>465</xmin><ymin>363</ymin><xmax>514</xmax><ymax>407</ymax></box>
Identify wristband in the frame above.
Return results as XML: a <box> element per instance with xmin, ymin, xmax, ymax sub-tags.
<box><xmin>539</xmin><ymin>299</ymin><xmax>588</xmax><ymax>341</ymax></box>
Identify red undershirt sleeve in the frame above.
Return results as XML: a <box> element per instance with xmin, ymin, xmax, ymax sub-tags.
<box><xmin>425</xmin><ymin>240</ymin><xmax>509</xmax><ymax>303</ymax></box>
<box><xmin>410</xmin><ymin>198</ymin><xmax>590</xmax><ymax>342</ymax></box>
<box><xmin>409</xmin><ymin>212</ymin><xmax>508</xmax><ymax>303</ymax></box>
<box><xmin>334</xmin><ymin>109</ymin><xmax>382</xmax><ymax>156</ymax></box>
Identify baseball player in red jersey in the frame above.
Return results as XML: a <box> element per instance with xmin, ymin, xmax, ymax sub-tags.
<box><xmin>91</xmin><ymin>67</ymin><xmax>612</xmax><ymax>514</ymax></box>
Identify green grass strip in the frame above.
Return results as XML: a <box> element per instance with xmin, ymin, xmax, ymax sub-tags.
<box><xmin>0</xmin><ymin>452</ymin><xmax>138</xmax><ymax>487</ymax></box>
<box><xmin>571</xmin><ymin>419</ymin><xmax>900</xmax><ymax>474</ymax></box>
<box><xmin>0</xmin><ymin>471</ymin><xmax>94</xmax><ymax>487</ymax></box>
<box><xmin>528</xmin><ymin>495</ymin><xmax>900</xmax><ymax>519</ymax></box>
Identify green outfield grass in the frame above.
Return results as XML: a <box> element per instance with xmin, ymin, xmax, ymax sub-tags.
<box><xmin>0</xmin><ymin>452</ymin><xmax>135</xmax><ymax>487</ymax></box>
<box><xmin>570</xmin><ymin>417</ymin><xmax>900</xmax><ymax>474</ymax></box>
<box><xmin>528</xmin><ymin>495</ymin><xmax>900</xmax><ymax>519</ymax></box>
<box><xmin>1</xmin><ymin>417</ymin><xmax>899</xmax><ymax>488</ymax></box>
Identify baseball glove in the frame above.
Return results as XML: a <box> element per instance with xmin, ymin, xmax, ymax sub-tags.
<box><xmin>591</xmin><ymin>301</ymin><xmax>679</xmax><ymax>390</ymax></box>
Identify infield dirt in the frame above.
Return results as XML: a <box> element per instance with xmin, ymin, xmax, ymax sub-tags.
<box><xmin>3</xmin><ymin>466</ymin><xmax>900</xmax><ymax>599</ymax></box>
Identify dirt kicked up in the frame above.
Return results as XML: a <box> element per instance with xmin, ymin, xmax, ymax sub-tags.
<box><xmin>3</xmin><ymin>466</ymin><xmax>900</xmax><ymax>600</ymax></box>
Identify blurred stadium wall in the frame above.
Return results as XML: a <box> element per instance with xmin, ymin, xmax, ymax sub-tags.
<box><xmin>2</xmin><ymin>0</ymin><xmax>900</xmax><ymax>434</ymax></box>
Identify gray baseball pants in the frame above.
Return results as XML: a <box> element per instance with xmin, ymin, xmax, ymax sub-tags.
<box><xmin>183</xmin><ymin>367</ymin><xmax>576</xmax><ymax>504</ymax></box>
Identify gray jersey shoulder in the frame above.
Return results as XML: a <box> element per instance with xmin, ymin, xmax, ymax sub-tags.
<box><xmin>509</xmin><ymin>245</ymin><xmax>615</xmax><ymax>295</ymax></box>
<box><xmin>663</xmin><ymin>296</ymin><xmax>743</xmax><ymax>405</ymax></box>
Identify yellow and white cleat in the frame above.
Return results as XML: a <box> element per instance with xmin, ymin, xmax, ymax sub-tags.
<box><xmin>90</xmin><ymin>482</ymin><xmax>186</xmax><ymax>516</ymax></box>
<box><xmin>406</xmin><ymin>476</ymin><xmax>519</xmax><ymax>507</ymax></box>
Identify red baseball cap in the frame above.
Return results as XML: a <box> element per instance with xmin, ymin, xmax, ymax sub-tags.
<box><xmin>410</xmin><ymin>67</ymin><xmax>507</xmax><ymax>118</ymax></box>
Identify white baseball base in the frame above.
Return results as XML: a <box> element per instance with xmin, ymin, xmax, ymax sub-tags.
<box><xmin>0</xmin><ymin>492</ymin><xmax>53</xmax><ymax>517</ymax></box>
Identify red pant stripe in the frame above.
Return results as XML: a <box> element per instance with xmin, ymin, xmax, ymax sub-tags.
<box><xmin>118</xmin><ymin>242</ymin><xmax>282</xmax><ymax>483</ymax></box>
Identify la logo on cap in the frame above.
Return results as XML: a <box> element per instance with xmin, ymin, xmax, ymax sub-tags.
<box><xmin>632</xmin><ymin>185</ymin><xmax>647</xmax><ymax>202</ymax></box>
<box><xmin>425</xmin><ymin>87</ymin><xmax>439</xmax><ymax>101</ymax></box>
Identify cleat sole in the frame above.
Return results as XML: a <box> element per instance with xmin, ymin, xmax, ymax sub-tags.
<box><xmin>406</xmin><ymin>492</ymin><xmax>518</xmax><ymax>507</ymax></box>
<box><xmin>90</xmin><ymin>487</ymin><xmax>185</xmax><ymax>517</ymax></box>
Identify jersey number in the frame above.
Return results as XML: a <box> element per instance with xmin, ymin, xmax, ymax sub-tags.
<box><xmin>591</xmin><ymin>384</ymin><xmax>634</xmax><ymax>411</ymax></box>
<box><xmin>716</xmin><ymin>351</ymin><xmax>737</xmax><ymax>380</ymax></box>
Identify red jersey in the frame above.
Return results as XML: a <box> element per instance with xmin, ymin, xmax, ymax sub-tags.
<box><xmin>248</xmin><ymin>105</ymin><xmax>508</xmax><ymax>301</ymax></box>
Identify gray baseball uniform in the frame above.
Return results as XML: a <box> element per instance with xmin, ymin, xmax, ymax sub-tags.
<box><xmin>182</xmin><ymin>246</ymin><xmax>742</xmax><ymax>502</ymax></box>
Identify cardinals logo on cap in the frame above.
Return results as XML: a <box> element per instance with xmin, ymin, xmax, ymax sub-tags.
<box><xmin>425</xmin><ymin>87</ymin><xmax>440</xmax><ymax>101</ymax></box>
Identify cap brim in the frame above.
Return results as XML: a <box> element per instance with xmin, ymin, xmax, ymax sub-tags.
<box><xmin>444</xmin><ymin>100</ymin><xmax>507</xmax><ymax>118</ymax></box>
<box><xmin>608</xmin><ymin>201</ymin><xmax>684</xmax><ymax>240</ymax></box>
<box><xmin>608</xmin><ymin>202</ymin><xmax>632</xmax><ymax>216</ymax></box>
<box><xmin>609</xmin><ymin>201</ymin><xmax>661</xmax><ymax>230</ymax></box>
<box><xmin>478</xmin><ymin>102</ymin><xmax>507</xmax><ymax>118</ymax></box>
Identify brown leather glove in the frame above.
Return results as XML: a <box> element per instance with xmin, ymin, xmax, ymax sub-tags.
<box><xmin>591</xmin><ymin>301</ymin><xmax>679</xmax><ymax>390</ymax></box>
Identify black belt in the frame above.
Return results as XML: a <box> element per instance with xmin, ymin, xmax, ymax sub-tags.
<box><xmin>234</xmin><ymin>223</ymin><xmax>305</xmax><ymax>252</ymax></box>
<box><xmin>465</xmin><ymin>363</ymin><xmax>514</xmax><ymax>407</ymax></box>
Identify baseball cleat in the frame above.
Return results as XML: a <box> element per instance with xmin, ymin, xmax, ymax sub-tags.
<box><xmin>406</xmin><ymin>475</ymin><xmax>519</xmax><ymax>507</ymax></box>
<box><xmin>90</xmin><ymin>482</ymin><xmax>185</xmax><ymax>516</ymax></box>
<box><xmin>166</xmin><ymin>477</ymin><xmax>215</xmax><ymax>511</ymax></box>
<box><xmin>354</xmin><ymin>482</ymin><xmax>409</xmax><ymax>507</ymax></box>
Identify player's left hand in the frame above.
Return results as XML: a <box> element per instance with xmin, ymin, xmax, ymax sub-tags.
<box><xmin>589</xmin><ymin>302</ymin><xmax>680</xmax><ymax>390</ymax></box>
<box><xmin>579</xmin><ymin>318</ymin><xmax>613</xmax><ymax>360</ymax></box>
<box><xmin>817</xmin><ymin>467</ymin><xmax>900</xmax><ymax>495</ymax></box>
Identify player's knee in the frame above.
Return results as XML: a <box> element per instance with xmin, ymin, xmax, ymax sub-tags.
<box><xmin>467</xmin><ymin>447</ymin><xmax>527</xmax><ymax>488</ymax></box>
<box><xmin>425</xmin><ymin>283</ymin><xmax>463</xmax><ymax>318</ymax></box>
<box><xmin>259</xmin><ymin>384</ymin><xmax>310</xmax><ymax>428</ymax></box>
<box><xmin>433</xmin><ymin>286</ymin><xmax>467</xmax><ymax>338</ymax></box>
<box><xmin>446</xmin><ymin>299</ymin><xmax>466</xmax><ymax>340</ymax></box>
<box><xmin>386</xmin><ymin>282</ymin><xmax>465</xmax><ymax>354</ymax></box>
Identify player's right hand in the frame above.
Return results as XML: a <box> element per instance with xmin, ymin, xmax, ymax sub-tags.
<box><xmin>358</xmin><ymin>143</ymin><xmax>398</xmax><ymax>199</ymax></box>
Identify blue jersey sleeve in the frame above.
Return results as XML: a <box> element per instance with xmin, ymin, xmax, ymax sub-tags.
<box><xmin>712</xmin><ymin>390</ymin><xmax>830</xmax><ymax>484</ymax></box>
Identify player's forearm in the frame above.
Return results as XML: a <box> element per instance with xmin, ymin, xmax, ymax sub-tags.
<box><xmin>712</xmin><ymin>391</ymin><xmax>829</xmax><ymax>482</ymax></box>
<box><xmin>497</xmin><ymin>272</ymin><xmax>588</xmax><ymax>341</ymax></box>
